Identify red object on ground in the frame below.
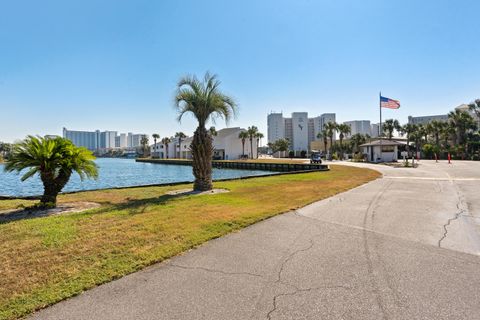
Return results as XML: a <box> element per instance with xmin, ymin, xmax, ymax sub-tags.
<box><xmin>448</xmin><ymin>153</ymin><xmax>451</xmax><ymax>164</ymax></box>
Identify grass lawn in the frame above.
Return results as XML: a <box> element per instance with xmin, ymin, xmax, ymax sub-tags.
<box><xmin>0</xmin><ymin>165</ymin><xmax>380</xmax><ymax>320</ymax></box>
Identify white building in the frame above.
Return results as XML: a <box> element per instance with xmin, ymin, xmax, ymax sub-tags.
<box><xmin>408</xmin><ymin>114</ymin><xmax>449</xmax><ymax>125</ymax></box>
<box><xmin>267</xmin><ymin>112</ymin><xmax>336</xmax><ymax>152</ymax></box>
<box><xmin>344</xmin><ymin>120</ymin><xmax>371</xmax><ymax>137</ymax></box>
<box><xmin>371</xmin><ymin>123</ymin><xmax>380</xmax><ymax>138</ymax></box>
<box><xmin>127</xmin><ymin>133</ymin><xmax>147</xmax><ymax>148</ymax></box>
<box><xmin>150</xmin><ymin>127</ymin><xmax>258</xmax><ymax>160</ymax></box>
<box><xmin>360</xmin><ymin>140</ymin><xmax>403</xmax><ymax>162</ymax></box>
<box><xmin>291</xmin><ymin>112</ymin><xmax>309</xmax><ymax>152</ymax></box>
<box><xmin>267</xmin><ymin>113</ymin><xmax>285</xmax><ymax>145</ymax></box>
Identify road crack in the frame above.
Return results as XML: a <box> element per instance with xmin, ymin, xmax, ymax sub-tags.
<box><xmin>266</xmin><ymin>284</ymin><xmax>352</xmax><ymax>320</ymax></box>
<box><xmin>168</xmin><ymin>263</ymin><xmax>264</xmax><ymax>279</ymax></box>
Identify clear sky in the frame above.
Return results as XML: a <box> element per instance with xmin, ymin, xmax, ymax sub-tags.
<box><xmin>1</xmin><ymin>0</ymin><xmax>479</xmax><ymax>142</ymax></box>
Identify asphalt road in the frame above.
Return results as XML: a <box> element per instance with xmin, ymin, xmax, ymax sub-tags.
<box><xmin>30</xmin><ymin>160</ymin><xmax>480</xmax><ymax>320</ymax></box>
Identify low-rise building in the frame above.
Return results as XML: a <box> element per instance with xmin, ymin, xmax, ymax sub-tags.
<box><xmin>150</xmin><ymin>127</ymin><xmax>258</xmax><ymax>160</ymax></box>
<box><xmin>360</xmin><ymin>139</ymin><xmax>404</xmax><ymax>162</ymax></box>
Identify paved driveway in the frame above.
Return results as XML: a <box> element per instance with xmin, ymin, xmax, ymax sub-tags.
<box><xmin>30</xmin><ymin>160</ymin><xmax>480</xmax><ymax>319</ymax></box>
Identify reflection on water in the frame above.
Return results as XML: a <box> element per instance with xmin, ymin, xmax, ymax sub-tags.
<box><xmin>0</xmin><ymin>158</ymin><xmax>271</xmax><ymax>197</ymax></box>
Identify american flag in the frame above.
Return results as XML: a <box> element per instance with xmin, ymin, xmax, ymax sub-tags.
<box><xmin>380</xmin><ymin>96</ymin><xmax>400</xmax><ymax>109</ymax></box>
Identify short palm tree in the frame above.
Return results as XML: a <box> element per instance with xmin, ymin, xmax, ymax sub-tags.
<box><xmin>400</xmin><ymin>123</ymin><xmax>417</xmax><ymax>152</ymax></box>
<box><xmin>175</xmin><ymin>72</ymin><xmax>237</xmax><ymax>191</ymax></box>
<box><xmin>152</xmin><ymin>133</ymin><xmax>160</xmax><ymax>158</ymax></box>
<box><xmin>448</xmin><ymin>109</ymin><xmax>476</xmax><ymax>145</ymax></box>
<box><xmin>337</xmin><ymin>123</ymin><xmax>351</xmax><ymax>159</ymax></box>
<box><xmin>427</xmin><ymin>121</ymin><xmax>445</xmax><ymax>146</ymax></box>
<box><xmin>4</xmin><ymin>136</ymin><xmax>98</xmax><ymax>208</ymax></box>
<box><xmin>247</xmin><ymin>126</ymin><xmax>258</xmax><ymax>159</ymax></box>
<box><xmin>209</xmin><ymin>126</ymin><xmax>218</xmax><ymax>137</ymax></box>
<box><xmin>161</xmin><ymin>137</ymin><xmax>171</xmax><ymax>159</ymax></box>
<box><xmin>382</xmin><ymin>119</ymin><xmax>400</xmax><ymax>140</ymax></box>
<box><xmin>324</xmin><ymin>122</ymin><xmax>337</xmax><ymax>156</ymax></box>
<box><xmin>274</xmin><ymin>138</ymin><xmax>290</xmax><ymax>158</ymax></box>
<box><xmin>468</xmin><ymin>99</ymin><xmax>480</xmax><ymax>119</ymax></box>
<box><xmin>238</xmin><ymin>131</ymin><xmax>248</xmax><ymax>157</ymax></box>
<box><xmin>140</xmin><ymin>135</ymin><xmax>149</xmax><ymax>158</ymax></box>
<box><xmin>175</xmin><ymin>132</ymin><xmax>187</xmax><ymax>158</ymax></box>
<box><xmin>317</xmin><ymin>130</ymin><xmax>328</xmax><ymax>153</ymax></box>
<box><xmin>255</xmin><ymin>132</ymin><xmax>264</xmax><ymax>158</ymax></box>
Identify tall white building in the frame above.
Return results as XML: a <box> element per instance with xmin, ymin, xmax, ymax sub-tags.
<box><xmin>127</xmin><ymin>133</ymin><xmax>146</xmax><ymax>148</ymax></box>
<box><xmin>344</xmin><ymin>120</ymin><xmax>371</xmax><ymax>137</ymax></box>
<box><xmin>267</xmin><ymin>112</ymin><xmax>336</xmax><ymax>151</ymax></box>
<box><xmin>291</xmin><ymin>112</ymin><xmax>309</xmax><ymax>152</ymax></box>
<box><xmin>371</xmin><ymin>123</ymin><xmax>380</xmax><ymax>138</ymax></box>
<box><xmin>63</xmin><ymin>127</ymin><xmax>145</xmax><ymax>151</ymax></box>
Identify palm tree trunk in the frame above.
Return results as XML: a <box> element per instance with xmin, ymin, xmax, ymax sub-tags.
<box><xmin>256</xmin><ymin>138</ymin><xmax>259</xmax><ymax>158</ymax></box>
<box><xmin>242</xmin><ymin>140</ymin><xmax>245</xmax><ymax>156</ymax></box>
<box><xmin>249</xmin><ymin>138</ymin><xmax>253</xmax><ymax>159</ymax></box>
<box><xmin>329</xmin><ymin>137</ymin><xmax>333</xmax><ymax>156</ymax></box>
<box><xmin>178</xmin><ymin>138</ymin><xmax>182</xmax><ymax>159</ymax></box>
<box><xmin>40</xmin><ymin>171</ymin><xmax>71</xmax><ymax>208</ymax></box>
<box><xmin>191</xmin><ymin>126</ymin><xmax>213</xmax><ymax>191</ymax></box>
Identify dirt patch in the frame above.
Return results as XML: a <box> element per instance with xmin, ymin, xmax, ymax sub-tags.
<box><xmin>0</xmin><ymin>202</ymin><xmax>101</xmax><ymax>223</ymax></box>
<box><xmin>165</xmin><ymin>188</ymin><xmax>230</xmax><ymax>196</ymax></box>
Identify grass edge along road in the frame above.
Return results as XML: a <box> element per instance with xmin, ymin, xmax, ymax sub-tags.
<box><xmin>0</xmin><ymin>165</ymin><xmax>380</xmax><ymax>320</ymax></box>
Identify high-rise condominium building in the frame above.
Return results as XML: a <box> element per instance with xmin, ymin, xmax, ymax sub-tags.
<box><xmin>63</xmin><ymin>128</ymin><xmax>146</xmax><ymax>151</ymax></box>
<box><xmin>344</xmin><ymin>120</ymin><xmax>372</xmax><ymax>137</ymax></box>
<box><xmin>267</xmin><ymin>112</ymin><xmax>336</xmax><ymax>151</ymax></box>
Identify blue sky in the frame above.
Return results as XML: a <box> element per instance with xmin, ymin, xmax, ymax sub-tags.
<box><xmin>1</xmin><ymin>0</ymin><xmax>479</xmax><ymax>142</ymax></box>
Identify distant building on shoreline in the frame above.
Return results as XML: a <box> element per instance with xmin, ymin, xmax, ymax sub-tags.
<box><xmin>344</xmin><ymin>120</ymin><xmax>372</xmax><ymax>137</ymax></box>
<box><xmin>408</xmin><ymin>114</ymin><xmax>449</xmax><ymax>125</ymax></box>
<box><xmin>63</xmin><ymin>127</ymin><xmax>147</xmax><ymax>151</ymax></box>
<box><xmin>267</xmin><ymin>112</ymin><xmax>336</xmax><ymax>152</ymax></box>
<box><xmin>150</xmin><ymin>127</ymin><xmax>258</xmax><ymax>160</ymax></box>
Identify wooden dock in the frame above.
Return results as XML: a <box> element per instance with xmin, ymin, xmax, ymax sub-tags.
<box><xmin>135</xmin><ymin>159</ymin><xmax>329</xmax><ymax>172</ymax></box>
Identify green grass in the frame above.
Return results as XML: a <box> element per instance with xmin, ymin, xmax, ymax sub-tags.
<box><xmin>0</xmin><ymin>165</ymin><xmax>380</xmax><ymax>320</ymax></box>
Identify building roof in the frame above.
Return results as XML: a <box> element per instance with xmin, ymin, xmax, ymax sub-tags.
<box><xmin>360</xmin><ymin>139</ymin><xmax>404</xmax><ymax>147</ymax></box>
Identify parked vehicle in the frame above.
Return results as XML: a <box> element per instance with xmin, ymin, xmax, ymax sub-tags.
<box><xmin>310</xmin><ymin>152</ymin><xmax>322</xmax><ymax>164</ymax></box>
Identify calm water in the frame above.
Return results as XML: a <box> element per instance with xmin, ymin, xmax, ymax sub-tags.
<box><xmin>0</xmin><ymin>158</ymin><xmax>272</xmax><ymax>197</ymax></box>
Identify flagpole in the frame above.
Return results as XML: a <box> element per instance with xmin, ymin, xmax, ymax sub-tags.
<box><xmin>379</xmin><ymin>91</ymin><xmax>382</xmax><ymax>162</ymax></box>
<box><xmin>379</xmin><ymin>91</ymin><xmax>382</xmax><ymax>137</ymax></box>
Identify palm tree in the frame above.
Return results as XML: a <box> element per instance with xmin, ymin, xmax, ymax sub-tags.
<box><xmin>5</xmin><ymin>136</ymin><xmax>98</xmax><ymax>208</ymax></box>
<box><xmin>440</xmin><ymin>123</ymin><xmax>455</xmax><ymax>149</ymax></box>
<box><xmin>324</xmin><ymin>122</ymin><xmax>337</xmax><ymax>156</ymax></box>
<box><xmin>255</xmin><ymin>132</ymin><xmax>264</xmax><ymax>158</ymax></box>
<box><xmin>140</xmin><ymin>135</ymin><xmax>149</xmax><ymax>158</ymax></box>
<box><xmin>175</xmin><ymin>132</ymin><xmax>187</xmax><ymax>158</ymax></box>
<box><xmin>337</xmin><ymin>123</ymin><xmax>351</xmax><ymax>159</ymax></box>
<box><xmin>448</xmin><ymin>109</ymin><xmax>476</xmax><ymax>145</ymax></box>
<box><xmin>209</xmin><ymin>126</ymin><xmax>218</xmax><ymax>137</ymax></box>
<box><xmin>317</xmin><ymin>130</ymin><xmax>328</xmax><ymax>154</ymax></box>
<box><xmin>468</xmin><ymin>99</ymin><xmax>480</xmax><ymax>119</ymax></box>
<box><xmin>152</xmin><ymin>133</ymin><xmax>160</xmax><ymax>158</ymax></box>
<box><xmin>175</xmin><ymin>72</ymin><xmax>237</xmax><ymax>191</ymax></box>
<box><xmin>427</xmin><ymin>121</ymin><xmax>445</xmax><ymax>146</ymax></box>
<box><xmin>161</xmin><ymin>137</ymin><xmax>171</xmax><ymax>159</ymax></box>
<box><xmin>274</xmin><ymin>138</ymin><xmax>290</xmax><ymax>158</ymax></box>
<box><xmin>382</xmin><ymin>119</ymin><xmax>400</xmax><ymax>140</ymax></box>
<box><xmin>400</xmin><ymin>123</ymin><xmax>417</xmax><ymax>152</ymax></box>
<box><xmin>247</xmin><ymin>126</ymin><xmax>258</xmax><ymax>159</ymax></box>
<box><xmin>350</xmin><ymin>133</ymin><xmax>367</xmax><ymax>153</ymax></box>
<box><xmin>238</xmin><ymin>131</ymin><xmax>248</xmax><ymax>157</ymax></box>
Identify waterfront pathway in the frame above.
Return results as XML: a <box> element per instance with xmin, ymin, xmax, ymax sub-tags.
<box><xmin>30</xmin><ymin>160</ymin><xmax>480</xmax><ymax>319</ymax></box>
